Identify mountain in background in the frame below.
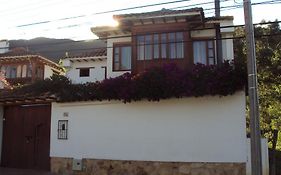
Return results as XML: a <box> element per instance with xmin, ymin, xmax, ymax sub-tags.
<box><xmin>9</xmin><ymin>37</ymin><xmax>106</xmax><ymax>63</ymax></box>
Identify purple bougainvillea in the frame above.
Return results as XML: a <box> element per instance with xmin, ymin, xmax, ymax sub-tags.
<box><xmin>3</xmin><ymin>62</ymin><xmax>247</xmax><ymax>103</ymax></box>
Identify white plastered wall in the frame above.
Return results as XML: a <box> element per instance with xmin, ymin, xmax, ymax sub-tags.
<box><xmin>0</xmin><ymin>106</ymin><xmax>3</xmax><ymax>163</ymax></box>
<box><xmin>64</xmin><ymin>59</ymin><xmax>106</xmax><ymax>84</ymax></box>
<box><xmin>44</xmin><ymin>65</ymin><xmax>54</xmax><ymax>79</ymax></box>
<box><xmin>51</xmin><ymin>91</ymin><xmax>247</xmax><ymax>163</ymax></box>
<box><xmin>107</xmin><ymin>36</ymin><xmax>131</xmax><ymax>78</ymax></box>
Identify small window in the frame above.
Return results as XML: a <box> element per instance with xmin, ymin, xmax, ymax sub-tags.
<box><xmin>79</xmin><ymin>68</ymin><xmax>90</xmax><ymax>77</ymax></box>
<box><xmin>58</xmin><ymin>120</ymin><xmax>68</xmax><ymax>140</ymax></box>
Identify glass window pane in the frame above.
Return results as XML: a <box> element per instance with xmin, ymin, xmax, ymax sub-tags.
<box><xmin>137</xmin><ymin>36</ymin><xmax>145</xmax><ymax>60</ymax></box>
<box><xmin>145</xmin><ymin>35</ymin><xmax>152</xmax><ymax>60</ymax></box>
<box><xmin>208</xmin><ymin>41</ymin><xmax>213</xmax><ymax>49</ymax></box>
<box><xmin>169</xmin><ymin>33</ymin><xmax>176</xmax><ymax>59</ymax></box>
<box><xmin>153</xmin><ymin>35</ymin><xmax>159</xmax><ymax>59</ymax></box>
<box><xmin>209</xmin><ymin>57</ymin><xmax>215</xmax><ymax>65</ymax></box>
<box><xmin>121</xmin><ymin>46</ymin><xmax>131</xmax><ymax>70</ymax></box>
<box><xmin>161</xmin><ymin>34</ymin><xmax>167</xmax><ymax>58</ymax></box>
<box><xmin>208</xmin><ymin>49</ymin><xmax>214</xmax><ymax>57</ymax></box>
<box><xmin>176</xmin><ymin>32</ymin><xmax>184</xmax><ymax>59</ymax></box>
<box><xmin>114</xmin><ymin>47</ymin><xmax>120</xmax><ymax>70</ymax></box>
<box><xmin>193</xmin><ymin>41</ymin><xmax>207</xmax><ymax>64</ymax></box>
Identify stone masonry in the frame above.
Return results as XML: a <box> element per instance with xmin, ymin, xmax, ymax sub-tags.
<box><xmin>51</xmin><ymin>157</ymin><xmax>246</xmax><ymax>175</ymax></box>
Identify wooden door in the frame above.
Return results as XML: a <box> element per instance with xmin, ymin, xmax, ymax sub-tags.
<box><xmin>1</xmin><ymin>104</ymin><xmax>51</xmax><ymax>170</ymax></box>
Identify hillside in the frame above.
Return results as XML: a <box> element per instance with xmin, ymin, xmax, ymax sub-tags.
<box><xmin>9</xmin><ymin>37</ymin><xmax>106</xmax><ymax>63</ymax></box>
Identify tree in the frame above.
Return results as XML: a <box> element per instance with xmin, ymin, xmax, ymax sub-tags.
<box><xmin>234</xmin><ymin>20</ymin><xmax>281</xmax><ymax>175</ymax></box>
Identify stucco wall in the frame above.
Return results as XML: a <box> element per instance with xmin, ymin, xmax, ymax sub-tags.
<box><xmin>50</xmin><ymin>91</ymin><xmax>247</xmax><ymax>163</ymax></box>
<box><xmin>0</xmin><ymin>106</ymin><xmax>3</xmax><ymax>163</ymax></box>
<box><xmin>107</xmin><ymin>36</ymin><xmax>131</xmax><ymax>78</ymax></box>
<box><xmin>44</xmin><ymin>65</ymin><xmax>54</xmax><ymax>79</ymax></box>
<box><xmin>65</xmin><ymin>59</ymin><xmax>106</xmax><ymax>84</ymax></box>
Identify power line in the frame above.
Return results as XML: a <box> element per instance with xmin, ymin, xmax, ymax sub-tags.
<box><xmin>2</xmin><ymin>0</ymin><xmax>280</xmax><ymax>41</ymax></box>
<box><xmin>10</xmin><ymin>0</ymin><xmax>280</xmax><ymax>37</ymax></box>
<box><xmin>2</xmin><ymin>31</ymin><xmax>281</xmax><ymax>56</ymax></box>
<box><xmin>14</xmin><ymin>0</ymin><xmax>193</xmax><ymax>28</ymax></box>
<box><xmin>2</xmin><ymin>20</ymin><xmax>280</xmax><ymax>50</ymax></box>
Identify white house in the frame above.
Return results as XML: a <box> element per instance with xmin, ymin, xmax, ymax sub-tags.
<box><xmin>0</xmin><ymin>8</ymin><xmax>264</xmax><ymax>175</ymax></box>
<box><xmin>61</xmin><ymin>48</ymin><xmax>107</xmax><ymax>84</ymax></box>
<box><xmin>45</xmin><ymin>8</ymin><xmax>249</xmax><ymax>175</ymax></box>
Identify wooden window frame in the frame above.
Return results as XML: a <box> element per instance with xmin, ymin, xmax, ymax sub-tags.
<box><xmin>113</xmin><ymin>42</ymin><xmax>132</xmax><ymax>72</ymax></box>
<box><xmin>76</xmin><ymin>67</ymin><xmax>94</xmax><ymax>77</ymax></box>
<box><xmin>192</xmin><ymin>38</ymin><xmax>216</xmax><ymax>65</ymax></box>
<box><xmin>136</xmin><ymin>32</ymin><xmax>184</xmax><ymax>60</ymax></box>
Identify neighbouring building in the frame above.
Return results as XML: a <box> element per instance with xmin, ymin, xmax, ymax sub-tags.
<box><xmin>62</xmin><ymin>48</ymin><xmax>107</xmax><ymax>84</ymax></box>
<box><xmin>0</xmin><ymin>40</ymin><xmax>9</xmax><ymax>54</ymax></box>
<box><xmin>0</xmin><ymin>47</ymin><xmax>64</xmax><ymax>86</ymax></box>
<box><xmin>0</xmin><ymin>8</ymin><xmax>269</xmax><ymax>175</ymax></box>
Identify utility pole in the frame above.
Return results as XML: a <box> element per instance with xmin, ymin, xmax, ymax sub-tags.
<box><xmin>215</xmin><ymin>0</ymin><xmax>223</xmax><ymax>65</ymax></box>
<box><xmin>243</xmin><ymin>0</ymin><xmax>263</xmax><ymax>175</ymax></box>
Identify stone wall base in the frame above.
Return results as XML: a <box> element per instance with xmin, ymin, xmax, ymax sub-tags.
<box><xmin>51</xmin><ymin>157</ymin><xmax>246</xmax><ymax>175</ymax></box>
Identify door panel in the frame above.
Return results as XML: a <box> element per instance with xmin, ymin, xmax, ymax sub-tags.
<box><xmin>1</xmin><ymin>106</ymin><xmax>25</xmax><ymax>168</ymax></box>
<box><xmin>1</xmin><ymin>104</ymin><xmax>51</xmax><ymax>170</ymax></box>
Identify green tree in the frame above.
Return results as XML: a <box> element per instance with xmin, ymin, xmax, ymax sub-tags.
<box><xmin>234</xmin><ymin>20</ymin><xmax>281</xmax><ymax>175</ymax></box>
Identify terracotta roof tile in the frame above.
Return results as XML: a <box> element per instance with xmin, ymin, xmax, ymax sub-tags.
<box><xmin>64</xmin><ymin>48</ymin><xmax>106</xmax><ymax>59</ymax></box>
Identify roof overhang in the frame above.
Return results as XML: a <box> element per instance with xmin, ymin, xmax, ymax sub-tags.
<box><xmin>0</xmin><ymin>55</ymin><xmax>63</xmax><ymax>72</ymax></box>
<box><xmin>64</xmin><ymin>56</ymin><xmax>107</xmax><ymax>63</ymax></box>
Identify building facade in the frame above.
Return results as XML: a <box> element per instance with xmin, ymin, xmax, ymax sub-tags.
<box><xmin>0</xmin><ymin>48</ymin><xmax>63</xmax><ymax>86</ymax></box>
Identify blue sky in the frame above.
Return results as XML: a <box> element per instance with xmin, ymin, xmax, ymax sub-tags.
<box><xmin>0</xmin><ymin>0</ymin><xmax>280</xmax><ymax>40</ymax></box>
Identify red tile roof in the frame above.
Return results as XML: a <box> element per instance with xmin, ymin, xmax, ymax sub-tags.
<box><xmin>64</xmin><ymin>48</ymin><xmax>106</xmax><ymax>59</ymax></box>
<box><xmin>0</xmin><ymin>47</ymin><xmax>63</xmax><ymax>71</ymax></box>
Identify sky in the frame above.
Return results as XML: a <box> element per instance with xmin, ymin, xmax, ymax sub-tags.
<box><xmin>0</xmin><ymin>0</ymin><xmax>280</xmax><ymax>40</ymax></box>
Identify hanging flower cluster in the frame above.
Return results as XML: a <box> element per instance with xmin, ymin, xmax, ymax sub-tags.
<box><xmin>3</xmin><ymin>62</ymin><xmax>247</xmax><ymax>103</ymax></box>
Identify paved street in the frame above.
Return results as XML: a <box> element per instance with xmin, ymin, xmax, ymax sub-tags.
<box><xmin>0</xmin><ymin>168</ymin><xmax>57</xmax><ymax>175</ymax></box>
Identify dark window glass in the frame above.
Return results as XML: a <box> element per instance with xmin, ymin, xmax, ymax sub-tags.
<box><xmin>79</xmin><ymin>68</ymin><xmax>90</xmax><ymax>77</ymax></box>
